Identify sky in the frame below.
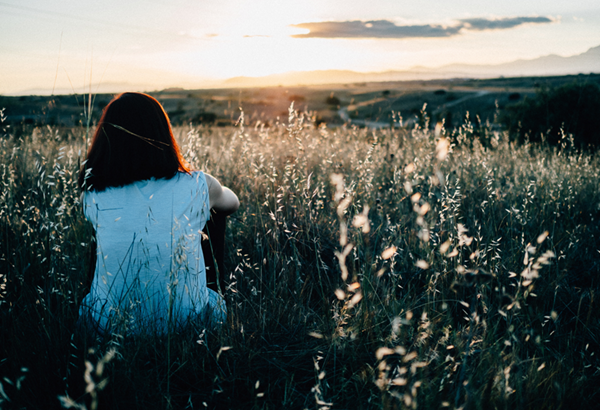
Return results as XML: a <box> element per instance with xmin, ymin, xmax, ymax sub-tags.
<box><xmin>1</xmin><ymin>0</ymin><xmax>599</xmax><ymax>95</ymax></box>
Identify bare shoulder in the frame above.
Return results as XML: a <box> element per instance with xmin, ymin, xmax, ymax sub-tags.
<box><xmin>204</xmin><ymin>173</ymin><xmax>240</xmax><ymax>215</ymax></box>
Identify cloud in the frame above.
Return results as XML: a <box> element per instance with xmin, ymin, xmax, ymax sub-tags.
<box><xmin>291</xmin><ymin>20</ymin><xmax>460</xmax><ymax>39</ymax></box>
<box><xmin>291</xmin><ymin>17</ymin><xmax>553</xmax><ymax>39</ymax></box>
<box><xmin>460</xmin><ymin>16</ymin><xmax>553</xmax><ymax>30</ymax></box>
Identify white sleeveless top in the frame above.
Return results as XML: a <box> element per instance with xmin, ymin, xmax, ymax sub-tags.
<box><xmin>79</xmin><ymin>171</ymin><xmax>220</xmax><ymax>334</ymax></box>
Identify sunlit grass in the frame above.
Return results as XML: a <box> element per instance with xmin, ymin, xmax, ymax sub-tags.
<box><xmin>1</xmin><ymin>108</ymin><xmax>599</xmax><ymax>409</ymax></box>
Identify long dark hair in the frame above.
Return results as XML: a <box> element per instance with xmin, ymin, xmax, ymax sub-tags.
<box><xmin>78</xmin><ymin>92</ymin><xmax>190</xmax><ymax>191</ymax></box>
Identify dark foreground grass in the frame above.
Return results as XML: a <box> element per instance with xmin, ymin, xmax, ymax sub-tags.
<box><xmin>1</xmin><ymin>110</ymin><xmax>599</xmax><ymax>409</ymax></box>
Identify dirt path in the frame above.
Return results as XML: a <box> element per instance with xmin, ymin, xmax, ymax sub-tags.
<box><xmin>337</xmin><ymin>89</ymin><xmax>492</xmax><ymax>129</ymax></box>
<box><xmin>432</xmin><ymin>90</ymin><xmax>490</xmax><ymax>115</ymax></box>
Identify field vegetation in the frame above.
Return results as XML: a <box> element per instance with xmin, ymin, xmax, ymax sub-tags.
<box><xmin>3</xmin><ymin>73</ymin><xmax>599</xmax><ymax>131</ymax></box>
<box><xmin>0</xmin><ymin>91</ymin><xmax>599</xmax><ymax>409</ymax></box>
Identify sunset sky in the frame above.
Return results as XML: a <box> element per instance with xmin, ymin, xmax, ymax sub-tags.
<box><xmin>1</xmin><ymin>0</ymin><xmax>599</xmax><ymax>95</ymax></box>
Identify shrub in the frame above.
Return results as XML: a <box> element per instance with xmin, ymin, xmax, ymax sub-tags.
<box><xmin>192</xmin><ymin>111</ymin><xmax>217</xmax><ymax>124</ymax></box>
<box><xmin>501</xmin><ymin>82</ymin><xmax>600</xmax><ymax>149</ymax></box>
<box><xmin>325</xmin><ymin>93</ymin><xmax>340</xmax><ymax>106</ymax></box>
<box><xmin>507</xmin><ymin>92</ymin><xmax>521</xmax><ymax>101</ymax></box>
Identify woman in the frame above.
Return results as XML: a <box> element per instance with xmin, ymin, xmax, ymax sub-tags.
<box><xmin>78</xmin><ymin>92</ymin><xmax>239</xmax><ymax>335</ymax></box>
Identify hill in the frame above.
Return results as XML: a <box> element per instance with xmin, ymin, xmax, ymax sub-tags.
<box><xmin>222</xmin><ymin>45</ymin><xmax>600</xmax><ymax>88</ymax></box>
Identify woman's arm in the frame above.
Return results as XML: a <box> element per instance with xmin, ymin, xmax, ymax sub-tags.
<box><xmin>205</xmin><ymin>173</ymin><xmax>240</xmax><ymax>215</ymax></box>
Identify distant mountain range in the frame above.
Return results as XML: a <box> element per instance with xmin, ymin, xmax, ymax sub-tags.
<box><xmin>222</xmin><ymin>45</ymin><xmax>600</xmax><ymax>88</ymax></box>
<box><xmin>9</xmin><ymin>45</ymin><xmax>599</xmax><ymax>96</ymax></box>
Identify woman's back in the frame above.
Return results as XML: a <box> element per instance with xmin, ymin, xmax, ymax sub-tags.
<box><xmin>77</xmin><ymin>92</ymin><xmax>238</xmax><ymax>335</ymax></box>
<box><xmin>80</xmin><ymin>171</ymin><xmax>214</xmax><ymax>334</ymax></box>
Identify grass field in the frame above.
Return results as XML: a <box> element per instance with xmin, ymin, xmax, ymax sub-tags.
<box><xmin>1</xmin><ymin>104</ymin><xmax>599</xmax><ymax>409</ymax></box>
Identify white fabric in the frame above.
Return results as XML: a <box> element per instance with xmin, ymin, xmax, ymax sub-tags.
<box><xmin>79</xmin><ymin>171</ymin><xmax>224</xmax><ymax>334</ymax></box>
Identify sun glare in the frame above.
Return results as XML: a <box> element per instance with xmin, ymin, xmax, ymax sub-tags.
<box><xmin>178</xmin><ymin>2</ymin><xmax>336</xmax><ymax>79</ymax></box>
<box><xmin>213</xmin><ymin>1</ymin><xmax>312</xmax><ymax>39</ymax></box>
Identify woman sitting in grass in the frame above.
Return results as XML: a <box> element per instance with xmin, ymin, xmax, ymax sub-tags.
<box><xmin>77</xmin><ymin>92</ymin><xmax>239</xmax><ymax>335</ymax></box>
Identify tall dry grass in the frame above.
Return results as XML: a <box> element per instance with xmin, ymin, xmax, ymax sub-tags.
<box><xmin>0</xmin><ymin>107</ymin><xmax>599</xmax><ymax>409</ymax></box>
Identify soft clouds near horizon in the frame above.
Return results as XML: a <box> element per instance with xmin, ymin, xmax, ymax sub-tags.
<box><xmin>291</xmin><ymin>16</ymin><xmax>554</xmax><ymax>39</ymax></box>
